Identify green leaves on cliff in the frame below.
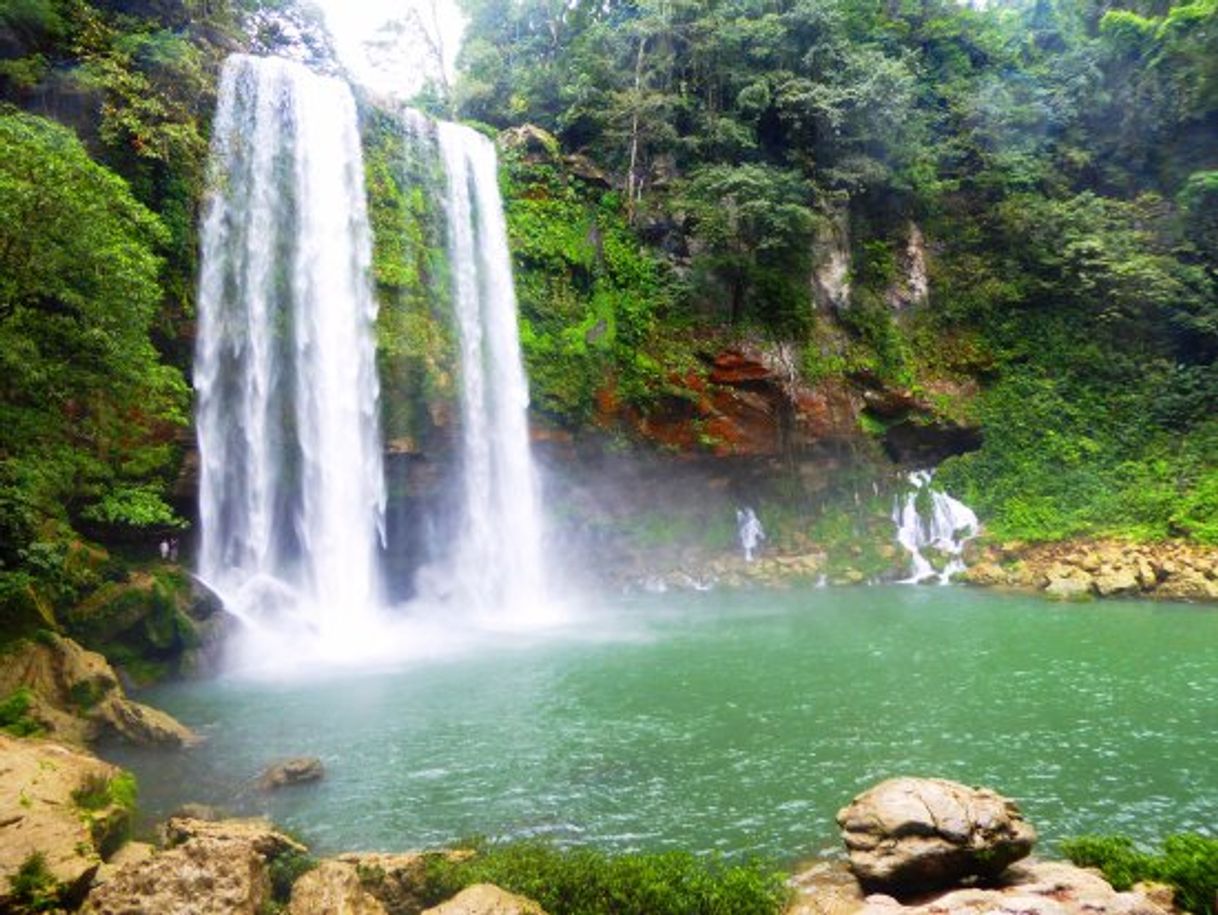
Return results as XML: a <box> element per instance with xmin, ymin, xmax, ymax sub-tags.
<box><xmin>0</xmin><ymin>110</ymin><xmax>185</xmax><ymax>606</ymax></box>
<box><xmin>504</xmin><ymin>152</ymin><xmax>675</xmax><ymax>424</ymax></box>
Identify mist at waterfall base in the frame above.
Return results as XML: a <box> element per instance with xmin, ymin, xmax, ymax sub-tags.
<box><xmin>194</xmin><ymin>55</ymin><xmax>566</xmax><ymax>675</ymax></box>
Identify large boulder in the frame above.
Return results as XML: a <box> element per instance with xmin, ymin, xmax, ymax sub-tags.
<box><xmin>334</xmin><ymin>852</ymin><xmax>430</xmax><ymax>913</ymax></box>
<box><xmin>836</xmin><ymin>777</ymin><xmax>1036</xmax><ymax>894</ymax></box>
<box><xmin>290</xmin><ymin>860</ymin><xmax>387</xmax><ymax>915</ymax></box>
<box><xmin>82</xmin><ymin>817</ymin><xmax>306</xmax><ymax>915</ymax></box>
<box><xmin>82</xmin><ymin>833</ymin><xmax>272</xmax><ymax>915</ymax></box>
<box><xmin>422</xmin><ymin>884</ymin><xmax>548</xmax><ymax>915</ymax></box>
<box><xmin>0</xmin><ymin>735</ymin><xmax>134</xmax><ymax>909</ymax></box>
<box><xmin>0</xmin><ymin>633</ymin><xmax>197</xmax><ymax>747</ymax></box>
<box><xmin>788</xmin><ymin>858</ymin><xmax>1169</xmax><ymax>915</ymax></box>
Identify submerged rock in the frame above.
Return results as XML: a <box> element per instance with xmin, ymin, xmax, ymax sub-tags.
<box><xmin>260</xmin><ymin>756</ymin><xmax>326</xmax><ymax>790</ymax></box>
<box><xmin>0</xmin><ymin>633</ymin><xmax>198</xmax><ymax>747</ymax></box>
<box><xmin>0</xmin><ymin>734</ymin><xmax>133</xmax><ymax>909</ymax></box>
<box><xmin>836</xmin><ymin>777</ymin><xmax>1036</xmax><ymax>895</ymax></box>
<box><xmin>422</xmin><ymin>883</ymin><xmax>548</xmax><ymax>915</ymax></box>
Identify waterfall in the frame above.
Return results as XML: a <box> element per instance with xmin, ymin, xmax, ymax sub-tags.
<box><xmin>435</xmin><ymin>122</ymin><xmax>551</xmax><ymax>625</ymax></box>
<box><xmin>195</xmin><ymin>55</ymin><xmax>386</xmax><ymax>647</ymax></box>
<box><xmin>892</xmin><ymin>470</ymin><xmax>979</xmax><ymax>585</ymax></box>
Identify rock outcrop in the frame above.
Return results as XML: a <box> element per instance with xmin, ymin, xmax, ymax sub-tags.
<box><xmin>260</xmin><ymin>756</ymin><xmax>325</xmax><ymax>790</ymax></box>
<box><xmin>789</xmin><ymin>858</ymin><xmax>1170</xmax><ymax>915</ymax></box>
<box><xmin>836</xmin><ymin>777</ymin><xmax>1036</xmax><ymax>894</ymax></box>
<box><xmin>961</xmin><ymin>539</ymin><xmax>1218</xmax><ymax>603</ymax></box>
<box><xmin>290</xmin><ymin>860</ymin><xmax>387</xmax><ymax>915</ymax></box>
<box><xmin>422</xmin><ymin>884</ymin><xmax>549</xmax><ymax>915</ymax></box>
<box><xmin>334</xmin><ymin>852</ymin><xmax>437</xmax><ymax>914</ymax></box>
<box><xmin>82</xmin><ymin>817</ymin><xmax>306</xmax><ymax>915</ymax></box>
<box><xmin>0</xmin><ymin>735</ymin><xmax>133</xmax><ymax>909</ymax></box>
<box><xmin>0</xmin><ymin>633</ymin><xmax>198</xmax><ymax>746</ymax></box>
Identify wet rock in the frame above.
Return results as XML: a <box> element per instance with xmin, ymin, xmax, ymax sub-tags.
<box><xmin>836</xmin><ymin>777</ymin><xmax>1036</xmax><ymax>895</ymax></box>
<box><xmin>260</xmin><ymin>756</ymin><xmax>326</xmax><ymax>790</ymax></box>
<box><xmin>1094</xmin><ymin>567</ymin><xmax>1140</xmax><ymax>597</ymax></box>
<box><xmin>290</xmin><ymin>860</ymin><xmax>387</xmax><ymax>915</ymax></box>
<box><xmin>0</xmin><ymin>735</ymin><xmax>131</xmax><ymax>908</ymax></box>
<box><xmin>961</xmin><ymin>561</ymin><xmax>1009</xmax><ymax>587</ymax></box>
<box><xmin>0</xmin><ymin>633</ymin><xmax>197</xmax><ymax>747</ymax></box>
<box><xmin>1045</xmin><ymin>573</ymin><xmax>1093</xmax><ymax>601</ymax></box>
<box><xmin>422</xmin><ymin>883</ymin><xmax>548</xmax><ymax>915</ymax></box>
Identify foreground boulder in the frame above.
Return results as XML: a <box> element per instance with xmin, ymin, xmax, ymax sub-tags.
<box><xmin>0</xmin><ymin>633</ymin><xmax>198</xmax><ymax>747</ymax></box>
<box><xmin>836</xmin><ymin>777</ymin><xmax>1036</xmax><ymax>894</ymax></box>
<box><xmin>0</xmin><ymin>735</ymin><xmax>135</xmax><ymax>909</ymax></box>
<box><xmin>260</xmin><ymin>756</ymin><xmax>326</xmax><ymax>790</ymax></box>
<box><xmin>82</xmin><ymin>817</ymin><xmax>306</xmax><ymax>915</ymax></box>
<box><xmin>422</xmin><ymin>884</ymin><xmax>548</xmax><ymax>915</ymax></box>
<box><xmin>789</xmin><ymin>858</ymin><xmax>1170</xmax><ymax>915</ymax></box>
<box><xmin>290</xmin><ymin>860</ymin><xmax>387</xmax><ymax>914</ymax></box>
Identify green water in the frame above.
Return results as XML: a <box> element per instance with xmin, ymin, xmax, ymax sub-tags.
<box><xmin>108</xmin><ymin>586</ymin><xmax>1218</xmax><ymax>861</ymax></box>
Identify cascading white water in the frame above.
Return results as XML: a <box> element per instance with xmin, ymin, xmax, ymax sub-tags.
<box><xmin>436</xmin><ymin>122</ymin><xmax>551</xmax><ymax>625</ymax></box>
<box><xmin>893</xmin><ymin>470</ymin><xmax>979</xmax><ymax>585</ymax></box>
<box><xmin>195</xmin><ymin>54</ymin><xmax>386</xmax><ymax>652</ymax></box>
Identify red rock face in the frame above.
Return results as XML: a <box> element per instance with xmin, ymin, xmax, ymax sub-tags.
<box><xmin>593</xmin><ymin>347</ymin><xmax>861</xmax><ymax>458</ymax></box>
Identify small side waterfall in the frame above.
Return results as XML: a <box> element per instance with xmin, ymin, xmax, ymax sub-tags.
<box><xmin>436</xmin><ymin>122</ymin><xmax>551</xmax><ymax>625</ymax></box>
<box><xmin>195</xmin><ymin>55</ymin><xmax>385</xmax><ymax>648</ymax></box>
<box><xmin>893</xmin><ymin>470</ymin><xmax>979</xmax><ymax>584</ymax></box>
<box><xmin>736</xmin><ymin>508</ymin><xmax>765</xmax><ymax>562</ymax></box>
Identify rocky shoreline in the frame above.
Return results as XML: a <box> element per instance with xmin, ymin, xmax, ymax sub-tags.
<box><xmin>961</xmin><ymin>538</ymin><xmax>1218</xmax><ymax>603</ymax></box>
<box><xmin>614</xmin><ymin>537</ymin><xmax>1218</xmax><ymax>604</ymax></box>
<box><xmin>0</xmin><ymin>724</ymin><xmax>1183</xmax><ymax>915</ymax></box>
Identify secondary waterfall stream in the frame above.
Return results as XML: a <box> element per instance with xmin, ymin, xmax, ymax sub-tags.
<box><xmin>437</xmin><ymin>122</ymin><xmax>550</xmax><ymax>625</ymax></box>
<box><xmin>195</xmin><ymin>55</ymin><xmax>386</xmax><ymax>654</ymax></box>
<box><xmin>893</xmin><ymin>470</ymin><xmax>979</xmax><ymax>584</ymax></box>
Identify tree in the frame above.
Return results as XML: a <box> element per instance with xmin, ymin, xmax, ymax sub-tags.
<box><xmin>0</xmin><ymin>110</ymin><xmax>185</xmax><ymax>601</ymax></box>
<box><xmin>681</xmin><ymin>163</ymin><xmax>816</xmax><ymax>329</ymax></box>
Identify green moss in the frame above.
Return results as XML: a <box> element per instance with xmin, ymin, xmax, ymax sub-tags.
<box><xmin>268</xmin><ymin>849</ymin><xmax>318</xmax><ymax>904</ymax></box>
<box><xmin>7</xmin><ymin>852</ymin><xmax>61</xmax><ymax>913</ymax></box>
<box><xmin>0</xmin><ymin>686</ymin><xmax>43</xmax><ymax>738</ymax></box>
<box><xmin>72</xmin><ymin>771</ymin><xmax>137</xmax><ymax>813</ymax></box>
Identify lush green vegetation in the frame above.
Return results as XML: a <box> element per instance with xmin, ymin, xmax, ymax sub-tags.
<box><xmin>1062</xmin><ymin>833</ymin><xmax>1218</xmax><ymax>915</ymax></box>
<box><xmin>0</xmin><ymin>0</ymin><xmax>272</xmax><ymax>635</ymax></box>
<box><xmin>452</xmin><ymin>0</ymin><xmax>1218</xmax><ymax>542</ymax></box>
<box><xmin>417</xmin><ymin>839</ymin><xmax>788</xmax><ymax>915</ymax></box>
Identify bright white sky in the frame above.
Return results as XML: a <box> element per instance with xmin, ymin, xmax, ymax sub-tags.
<box><xmin>311</xmin><ymin>0</ymin><xmax>467</xmax><ymax>99</ymax></box>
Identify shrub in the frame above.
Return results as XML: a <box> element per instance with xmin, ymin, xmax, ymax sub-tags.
<box><xmin>1062</xmin><ymin>833</ymin><xmax>1218</xmax><ymax>915</ymax></box>
<box><xmin>0</xmin><ymin>686</ymin><xmax>43</xmax><ymax>737</ymax></box>
<box><xmin>7</xmin><ymin>852</ymin><xmax>60</xmax><ymax>913</ymax></box>
<box><xmin>417</xmin><ymin>839</ymin><xmax>788</xmax><ymax>915</ymax></box>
